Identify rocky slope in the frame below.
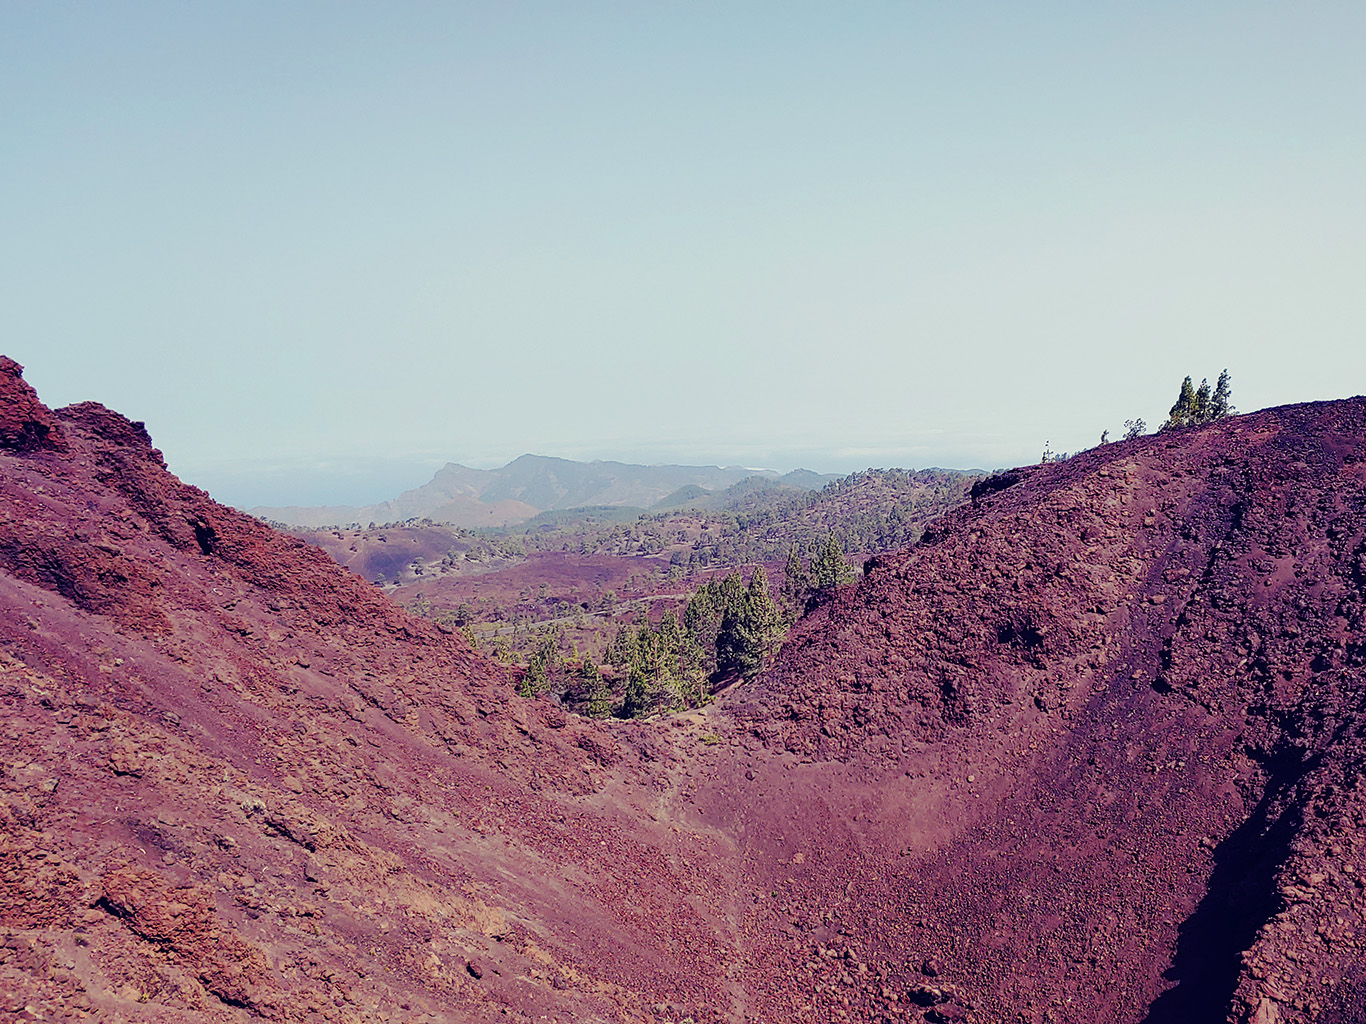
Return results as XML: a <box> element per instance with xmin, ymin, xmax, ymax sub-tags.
<box><xmin>4</xmin><ymin>354</ymin><xmax>1366</xmax><ymax>1023</ymax></box>
<box><xmin>0</xmin><ymin>359</ymin><xmax>741</xmax><ymax>1023</ymax></box>
<box><xmin>712</xmin><ymin>395</ymin><xmax>1366</xmax><ymax>1023</ymax></box>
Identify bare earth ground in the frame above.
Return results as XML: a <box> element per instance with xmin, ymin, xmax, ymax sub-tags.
<box><xmin>2</xmin><ymin>356</ymin><xmax>1366</xmax><ymax>1023</ymax></box>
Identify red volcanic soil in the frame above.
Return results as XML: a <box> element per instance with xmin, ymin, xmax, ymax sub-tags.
<box><xmin>292</xmin><ymin>525</ymin><xmax>475</xmax><ymax>585</ymax></box>
<box><xmin>4</xmin><ymin>356</ymin><xmax>1366</xmax><ymax>1023</ymax></box>
<box><xmin>399</xmin><ymin>551</ymin><xmax>690</xmax><ymax>617</ymax></box>
<box><xmin>708</xmin><ymin>398</ymin><xmax>1366</xmax><ymax>1023</ymax></box>
<box><xmin>418</xmin><ymin>550</ymin><xmax>673</xmax><ymax>596</ymax></box>
<box><xmin>0</xmin><ymin>364</ymin><xmax>736</xmax><ymax>1022</ymax></box>
<box><xmin>295</xmin><ymin>530</ymin><xmax>705</xmax><ymax>626</ymax></box>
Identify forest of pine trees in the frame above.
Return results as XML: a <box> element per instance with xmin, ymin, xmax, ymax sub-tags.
<box><xmin>528</xmin><ymin>536</ymin><xmax>857</xmax><ymax>719</ymax></box>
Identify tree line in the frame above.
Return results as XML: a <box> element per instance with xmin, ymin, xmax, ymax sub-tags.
<box><xmin>1163</xmin><ymin>369</ymin><xmax>1233</xmax><ymax>429</ymax></box>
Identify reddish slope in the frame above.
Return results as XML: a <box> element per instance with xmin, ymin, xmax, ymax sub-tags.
<box><xmin>705</xmin><ymin>396</ymin><xmax>1366</xmax><ymax>1023</ymax></box>
<box><xmin>0</xmin><ymin>361</ymin><xmax>743</xmax><ymax>1023</ymax></box>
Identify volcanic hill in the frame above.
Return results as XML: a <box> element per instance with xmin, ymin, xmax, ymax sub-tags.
<box><xmin>3</xmin><ymin>355</ymin><xmax>1366</xmax><ymax>1023</ymax></box>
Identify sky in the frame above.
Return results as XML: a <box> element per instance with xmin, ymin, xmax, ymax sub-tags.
<box><xmin>4</xmin><ymin>3</ymin><xmax>1364</xmax><ymax>509</ymax></box>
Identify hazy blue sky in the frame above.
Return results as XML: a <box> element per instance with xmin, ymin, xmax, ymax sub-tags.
<box><xmin>4</xmin><ymin>3</ymin><xmax>1363</xmax><ymax>507</ymax></box>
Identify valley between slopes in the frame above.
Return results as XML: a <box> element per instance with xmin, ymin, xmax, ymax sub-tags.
<box><xmin>3</xmin><ymin>355</ymin><xmax>1366</xmax><ymax>1023</ymax></box>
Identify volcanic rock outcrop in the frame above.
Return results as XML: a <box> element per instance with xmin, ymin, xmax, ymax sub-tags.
<box><xmin>0</xmin><ymin>357</ymin><xmax>62</xmax><ymax>454</ymax></box>
<box><xmin>3</xmin><ymin>356</ymin><xmax>1366</xmax><ymax>1024</ymax></box>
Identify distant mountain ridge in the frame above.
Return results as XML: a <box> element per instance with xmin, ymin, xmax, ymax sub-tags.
<box><xmin>250</xmin><ymin>453</ymin><xmax>838</xmax><ymax>528</ymax></box>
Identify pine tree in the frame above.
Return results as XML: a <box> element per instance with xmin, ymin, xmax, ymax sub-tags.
<box><xmin>518</xmin><ymin>631</ymin><xmax>560</xmax><ymax>698</ymax></box>
<box><xmin>780</xmin><ymin>544</ymin><xmax>810</xmax><ymax>620</ymax></box>
<box><xmin>687</xmin><ymin>573</ymin><xmax>743</xmax><ymax>661</ymax></box>
<box><xmin>810</xmin><ymin>534</ymin><xmax>856</xmax><ymax>590</ymax></box>
<box><xmin>607</xmin><ymin>624</ymin><xmax>637</xmax><ymax>668</ymax></box>
<box><xmin>1210</xmin><ymin>368</ymin><xmax>1233</xmax><ymax>418</ymax></box>
<box><xmin>1194</xmin><ymin>378</ymin><xmax>1211</xmax><ymax>421</ymax></box>
<box><xmin>683</xmin><ymin>582</ymin><xmax>723</xmax><ymax>677</ymax></box>
<box><xmin>714</xmin><ymin>603</ymin><xmax>752</xmax><ymax>679</ymax></box>
<box><xmin>618</xmin><ymin>625</ymin><xmax>657</xmax><ymax>718</ymax></box>
<box><xmin>672</xmin><ymin>623</ymin><xmax>711</xmax><ymax>709</ymax></box>
<box><xmin>744</xmin><ymin>568</ymin><xmax>782</xmax><ymax>663</ymax></box>
<box><xmin>581</xmin><ymin>657</ymin><xmax>612</xmax><ymax>718</ymax></box>
<box><xmin>1166</xmin><ymin>376</ymin><xmax>1197</xmax><ymax>429</ymax></box>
